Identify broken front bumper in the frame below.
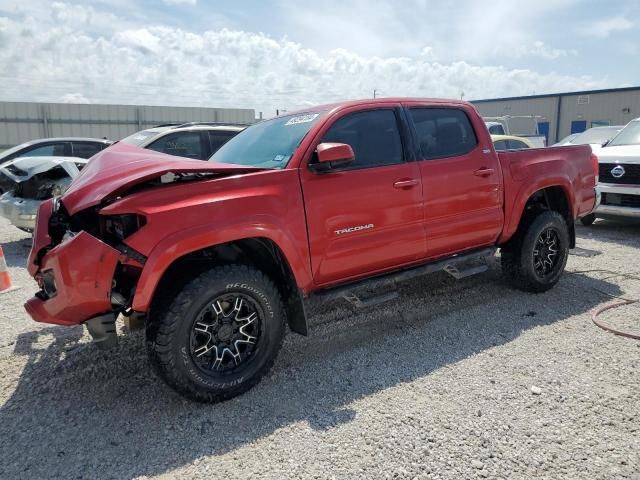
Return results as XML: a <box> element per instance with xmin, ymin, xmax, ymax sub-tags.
<box><xmin>24</xmin><ymin>227</ymin><xmax>120</xmax><ymax>327</ymax></box>
<box><xmin>0</xmin><ymin>191</ymin><xmax>40</xmax><ymax>231</ymax></box>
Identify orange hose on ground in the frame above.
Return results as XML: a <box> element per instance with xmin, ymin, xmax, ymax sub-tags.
<box><xmin>591</xmin><ymin>299</ymin><xmax>640</xmax><ymax>341</ymax></box>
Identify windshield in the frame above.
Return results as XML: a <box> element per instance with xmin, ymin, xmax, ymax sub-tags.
<box><xmin>608</xmin><ymin>121</ymin><xmax>640</xmax><ymax>147</ymax></box>
<box><xmin>572</xmin><ymin>127</ymin><xmax>620</xmax><ymax>145</ymax></box>
<box><xmin>556</xmin><ymin>134</ymin><xmax>578</xmax><ymax>145</ymax></box>
<box><xmin>0</xmin><ymin>143</ymin><xmax>30</xmax><ymax>163</ymax></box>
<box><xmin>210</xmin><ymin>112</ymin><xmax>324</xmax><ymax>168</ymax></box>
<box><xmin>120</xmin><ymin>130</ymin><xmax>161</xmax><ymax>147</ymax></box>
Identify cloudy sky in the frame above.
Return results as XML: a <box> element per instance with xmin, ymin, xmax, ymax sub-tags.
<box><xmin>0</xmin><ymin>0</ymin><xmax>638</xmax><ymax>116</ymax></box>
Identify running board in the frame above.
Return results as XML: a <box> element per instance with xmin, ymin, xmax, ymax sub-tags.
<box><xmin>314</xmin><ymin>247</ymin><xmax>496</xmax><ymax>307</ymax></box>
<box><xmin>443</xmin><ymin>263</ymin><xmax>489</xmax><ymax>279</ymax></box>
<box><xmin>343</xmin><ymin>291</ymin><xmax>400</xmax><ymax>308</ymax></box>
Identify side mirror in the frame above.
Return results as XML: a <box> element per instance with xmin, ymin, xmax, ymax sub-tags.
<box><xmin>309</xmin><ymin>142</ymin><xmax>354</xmax><ymax>173</ymax></box>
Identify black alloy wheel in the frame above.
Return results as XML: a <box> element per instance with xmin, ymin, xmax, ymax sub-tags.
<box><xmin>190</xmin><ymin>293</ymin><xmax>263</xmax><ymax>374</ymax></box>
<box><xmin>532</xmin><ymin>227</ymin><xmax>561</xmax><ymax>279</ymax></box>
<box><xmin>501</xmin><ymin>210</ymin><xmax>570</xmax><ymax>293</ymax></box>
<box><xmin>147</xmin><ymin>264</ymin><xmax>286</xmax><ymax>403</ymax></box>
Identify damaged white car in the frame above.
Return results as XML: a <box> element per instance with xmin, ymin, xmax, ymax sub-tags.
<box><xmin>0</xmin><ymin>156</ymin><xmax>88</xmax><ymax>231</ymax></box>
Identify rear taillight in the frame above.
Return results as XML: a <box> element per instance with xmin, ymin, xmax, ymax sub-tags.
<box><xmin>591</xmin><ymin>153</ymin><xmax>599</xmax><ymax>184</ymax></box>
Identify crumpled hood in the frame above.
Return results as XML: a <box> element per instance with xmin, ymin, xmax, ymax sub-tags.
<box><xmin>0</xmin><ymin>156</ymin><xmax>87</xmax><ymax>183</ymax></box>
<box><xmin>61</xmin><ymin>143</ymin><xmax>264</xmax><ymax>215</ymax></box>
<box><xmin>597</xmin><ymin>144</ymin><xmax>640</xmax><ymax>162</ymax></box>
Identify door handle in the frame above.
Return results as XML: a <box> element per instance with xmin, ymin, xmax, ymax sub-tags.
<box><xmin>474</xmin><ymin>168</ymin><xmax>495</xmax><ymax>177</ymax></box>
<box><xmin>393</xmin><ymin>179</ymin><xmax>419</xmax><ymax>189</ymax></box>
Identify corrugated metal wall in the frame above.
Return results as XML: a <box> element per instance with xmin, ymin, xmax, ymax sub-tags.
<box><xmin>473</xmin><ymin>88</ymin><xmax>640</xmax><ymax>144</ymax></box>
<box><xmin>0</xmin><ymin>101</ymin><xmax>256</xmax><ymax>150</ymax></box>
<box><xmin>558</xmin><ymin>91</ymin><xmax>640</xmax><ymax>139</ymax></box>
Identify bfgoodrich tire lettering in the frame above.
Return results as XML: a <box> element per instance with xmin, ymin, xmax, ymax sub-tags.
<box><xmin>501</xmin><ymin>211</ymin><xmax>570</xmax><ymax>293</ymax></box>
<box><xmin>147</xmin><ymin>264</ymin><xmax>286</xmax><ymax>403</ymax></box>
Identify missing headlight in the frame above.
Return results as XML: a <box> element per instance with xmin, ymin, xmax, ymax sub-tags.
<box><xmin>102</xmin><ymin>214</ymin><xmax>147</xmax><ymax>242</ymax></box>
<box><xmin>41</xmin><ymin>269</ymin><xmax>57</xmax><ymax>298</ymax></box>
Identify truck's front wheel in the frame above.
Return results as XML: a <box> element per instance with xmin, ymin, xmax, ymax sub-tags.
<box><xmin>147</xmin><ymin>265</ymin><xmax>286</xmax><ymax>402</ymax></box>
<box><xmin>501</xmin><ymin>211</ymin><xmax>570</xmax><ymax>293</ymax></box>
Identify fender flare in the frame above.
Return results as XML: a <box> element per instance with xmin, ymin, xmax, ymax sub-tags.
<box><xmin>500</xmin><ymin>177</ymin><xmax>575</xmax><ymax>244</ymax></box>
<box><xmin>130</xmin><ymin>220</ymin><xmax>313</xmax><ymax>312</ymax></box>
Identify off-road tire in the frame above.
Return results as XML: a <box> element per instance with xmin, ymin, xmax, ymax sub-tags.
<box><xmin>501</xmin><ymin>210</ymin><xmax>570</xmax><ymax>293</ymax></box>
<box><xmin>147</xmin><ymin>264</ymin><xmax>286</xmax><ymax>403</ymax></box>
<box><xmin>580</xmin><ymin>213</ymin><xmax>596</xmax><ymax>226</ymax></box>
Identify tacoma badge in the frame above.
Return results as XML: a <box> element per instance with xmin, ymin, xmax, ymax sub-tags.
<box><xmin>335</xmin><ymin>224</ymin><xmax>374</xmax><ymax>235</ymax></box>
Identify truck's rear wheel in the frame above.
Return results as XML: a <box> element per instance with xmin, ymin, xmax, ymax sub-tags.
<box><xmin>501</xmin><ymin>211</ymin><xmax>570</xmax><ymax>293</ymax></box>
<box><xmin>147</xmin><ymin>264</ymin><xmax>286</xmax><ymax>402</ymax></box>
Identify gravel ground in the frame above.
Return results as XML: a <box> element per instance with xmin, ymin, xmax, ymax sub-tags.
<box><xmin>1</xmin><ymin>215</ymin><xmax>639</xmax><ymax>480</ymax></box>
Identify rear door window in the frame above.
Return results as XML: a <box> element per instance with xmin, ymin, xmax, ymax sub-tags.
<box><xmin>71</xmin><ymin>142</ymin><xmax>103</xmax><ymax>159</ymax></box>
<box><xmin>147</xmin><ymin>132</ymin><xmax>205</xmax><ymax>159</ymax></box>
<box><xmin>409</xmin><ymin>108</ymin><xmax>478</xmax><ymax>159</ymax></box>
<box><xmin>209</xmin><ymin>131</ymin><xmax>238</xmax><ymax>155</ymax></box>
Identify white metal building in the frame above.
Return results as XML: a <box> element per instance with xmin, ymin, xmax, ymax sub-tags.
<box><xmin>0</xmin><ymin>101</ymin><xmax>256</xmax><ymax>151</ymax></box>
<box><xmin>472</xmin><ymin>86</ymin><xmax>640</xmax><ymax>144</ymax></box>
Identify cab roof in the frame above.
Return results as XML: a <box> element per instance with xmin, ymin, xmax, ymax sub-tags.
<box><xmin>285</xmin><ymin>97</ymin><xmax>474</xmax><ymax>116</ymax></box>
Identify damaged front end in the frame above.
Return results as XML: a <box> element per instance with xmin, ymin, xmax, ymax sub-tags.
<box><xmin>24</xmin><ymin>143</ymin><xmax>264</xmax><ymax>347</ymax></box>
<box><xmin>0</xmin><ymin>156</ymin><xmax>87</xmax><ymax>231</ymax></box>
<box><xmin>26</xmin><ymin>198</ymin><xmax>148</xmax><ymax>348</ymax></box>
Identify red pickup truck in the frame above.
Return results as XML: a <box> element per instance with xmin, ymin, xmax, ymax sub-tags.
<box><xmin>25</xmin><ymin>98</ymin><xmax>598</xmax><ymax>402</ymax></box>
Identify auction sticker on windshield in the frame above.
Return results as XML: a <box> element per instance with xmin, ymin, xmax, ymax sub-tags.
<box><xmin>285</xmin><ymin>113</ymin><xmax>319</xmax><ymax>125</ymax></box>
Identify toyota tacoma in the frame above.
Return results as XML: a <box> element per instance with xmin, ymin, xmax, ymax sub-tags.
<box><xmin>25</xmin><ymin>98</ymin><xmax>599</xmax><ymax>402</ymax></box>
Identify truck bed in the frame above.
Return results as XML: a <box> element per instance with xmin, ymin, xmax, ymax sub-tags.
<box><xmin>497</xmin><ymin>144</ymin><xmax>596</xmax><ymax>243</ymax></box>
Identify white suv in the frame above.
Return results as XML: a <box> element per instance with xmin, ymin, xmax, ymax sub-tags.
<box><xmin>584</xmin><ymin>118</ymin><xmax>640</xmax><ymax>224</ymax></box>
<box><xmin>120</xmin><ymin>123</ymin><xmax>247</xmax><ymax>160</ymax></box>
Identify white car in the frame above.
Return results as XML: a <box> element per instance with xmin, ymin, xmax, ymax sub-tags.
<box><xmin>582</xmin><ymin>118</ymin><xmax>640</xmax><ymax>225</ymax></box>
<box><xmin>0</xmin><ymin>137</ymin><xmax>112</xmax><ymax>231</ymax></box>
<box><xmin>0</xmin><ymin>156</ymin><xmax>88</xmax><ymax>231</ymax></box>
<box><xmin>558</xmin><ymin>125</ymin><xmax>623</xmax><ymax>153</ymax></box>
<box><xmin>553</xmin><ymin>133</ymin><xmax>580</xmax><ymax>146</ymax></box>
<box><xmin>0</xmin><ymin>137</ymin><xmax>112</xmax><ymax>194</ymax></box>
<box><xmin>119</xmin><ymin>123</ymin><xmax>246</xmax><ymax>159</ymax></box>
